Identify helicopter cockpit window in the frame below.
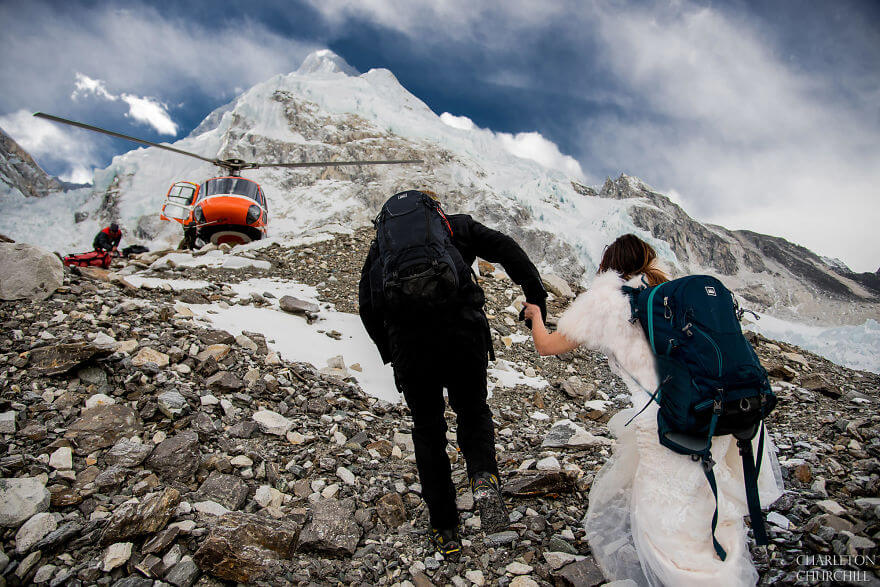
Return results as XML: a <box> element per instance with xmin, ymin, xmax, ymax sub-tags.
<box><xmin>200</xmin><ymin>178</ymin><xmax>263</xmax><ymax>204</ymax></box>
<box><xmin>167</xmin><ymin>184</ymin><xmax>196</xmax><ymax>205</ymax></box>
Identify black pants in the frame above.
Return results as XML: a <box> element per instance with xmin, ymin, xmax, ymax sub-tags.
<box><xmin>390</xmin><ymin>323</ymin><xmax>498</xmax><ymax>530</ymax></box>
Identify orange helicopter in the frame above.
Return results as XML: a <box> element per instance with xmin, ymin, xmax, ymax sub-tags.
<box><xmin>34</xmin><ymin>112</ymin><xmax>421</xmax><ymax>248</ymax></box>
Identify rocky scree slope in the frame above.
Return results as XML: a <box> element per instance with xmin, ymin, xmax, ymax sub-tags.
<box><xmin>0</xmin><ymin>231</ymin><xmax>878</xmax><ymax>586</ymax></box>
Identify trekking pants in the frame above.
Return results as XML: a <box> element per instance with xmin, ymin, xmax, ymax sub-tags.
<box><xmin>390</xmin><ymin>323</ymin><xmax>498</xmax><ymax>530</ymax></box>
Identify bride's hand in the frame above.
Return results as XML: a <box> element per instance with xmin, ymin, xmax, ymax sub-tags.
<box><xmin>522</xmin><ymin>301</ymin><xmax>543</xmax><ymax>326</ymax></box>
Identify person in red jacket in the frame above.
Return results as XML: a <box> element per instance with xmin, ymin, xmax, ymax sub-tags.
<box><xmin>93</xmin><ymin>223</ymin><xmax>122</xmax><ymax>253</ymax></box>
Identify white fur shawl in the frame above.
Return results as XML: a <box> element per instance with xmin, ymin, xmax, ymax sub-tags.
<box><xmin>556</xmin><ymin>272</ymin><xmax>659</xmax><ymax>404</ymax></box>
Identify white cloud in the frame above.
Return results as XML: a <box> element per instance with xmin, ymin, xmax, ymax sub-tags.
<box><xmin>120</xmin><ymin>94</ymin><xmax>177</xmax><ymax>135</ymax></box>
<box><xmin>497</xmin><ymin>131</ymin><xmax>584</xmax><ymax>179</ymax></box>
<box><xmin>70</xmin><ymin>72</ymin><xmax>178</xmax><ymax>135</ymax></box>
<box><xmin>581</xmin><ymin>3</ymin><xmax>880</xmax><ymax>272</ymax></box>
<box><xmin>0</xmin><ymin>3</ymin><xmax>320</xmax><ymax>117</ymax></box>
<box><xmin>0</xmin><ymin>109</ymin><xmax>101</xmax><ymax>183</ymax></box>
<box><xmin>442</xmin><ymin>111</ymin><xmax>584</xmax><ymax>179</ymax></box>
<box><xmin>439</xmin><ymin>112</ymin><xmax>475</xmax><ymax>131</ymax></box>
<box><xmin>72</xmin><ymin>73</ymin><xmax>116</xmax><ymax>102</ymax></box>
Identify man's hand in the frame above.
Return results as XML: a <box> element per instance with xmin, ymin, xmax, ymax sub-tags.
<box><xmin>520</xmin><ymin>301</ymin><xmax>545</xmax><ymax>330</ymax></box>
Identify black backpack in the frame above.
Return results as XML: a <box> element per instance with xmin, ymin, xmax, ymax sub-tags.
<box><xmin>624</xmin><ymin>275</ymin><xmax>776</xmax><ymax>560</ymax></box>
<box><xmin>372</xmin><ymin>191</ymin><xmax>470</xmax><ymax>311</ymax></box>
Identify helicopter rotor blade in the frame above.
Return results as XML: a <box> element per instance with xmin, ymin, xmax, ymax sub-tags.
<box><xmin>33</xmin><ymin>112</ymin><xmax>217</xmax><ymax>165</ymax></box>
<box><xmin>255</xmin><ymin>159</ymin><xmax>422</xmax><ymax>169</ymax></box>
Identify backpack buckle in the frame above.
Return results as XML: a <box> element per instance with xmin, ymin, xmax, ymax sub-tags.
<box><xmin>700</xmin><ymin>454</ymin><xmax>716</xmax><ymax>472</ymax></box>
<box><xmin>713</xmin><ymin>400</ymin><xmax>722</xmax><ymax>415</ymax></box>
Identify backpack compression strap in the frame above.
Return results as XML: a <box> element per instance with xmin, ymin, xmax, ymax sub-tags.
<box><xmin>701</xmin><ymin>401</ymin><xmax>727</xmax><ymax>561</ymax></box>
<box><xmin>737</xmin><ymin>422</ymin><xmax>769</xmax><ymax>547</ymax></box>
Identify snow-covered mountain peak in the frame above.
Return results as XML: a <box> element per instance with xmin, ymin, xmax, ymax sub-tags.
<box><xmin>1</xmin><ymin>55</ymin><xmax>879</xmax><ymax>372</ymax></box>
<box><xmin>296</xmin><ymin>49</ymin><xmax>360</xmax><ymax>77</ymax></box>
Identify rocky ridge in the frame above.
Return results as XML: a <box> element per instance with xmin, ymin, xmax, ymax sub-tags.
<box><xmin>575</xmin><ymin>175</ymin><xmax>880</xmax><ymax>325</ymax></box>
<box><xmin>0</xmin><ymin>127</ymin><xmax>62</xmax><ymax>199</ymax></box>
<box><xmin>0</xmin><ymin>231</ymin><xmax>877</xmax><ymax>586</ymax></box>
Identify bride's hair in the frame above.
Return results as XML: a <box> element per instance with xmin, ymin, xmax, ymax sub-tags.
<box><xmin>599</xmin><ymin>234</ymin><xmax>669</xmax><ymax>286</ymax></box>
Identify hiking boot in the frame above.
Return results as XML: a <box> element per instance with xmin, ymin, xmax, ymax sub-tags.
<box><xmin>470</xmin><ymin>472</ymin><xmax>508</xmax><ymax>533</ymax></box>
<box><xmin>430</xmin><ymin>527</ymin><xmax>462</xmax><ymax>560</ymax></box>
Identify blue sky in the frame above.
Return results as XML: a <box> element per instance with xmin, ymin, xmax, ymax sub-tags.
<box><xmin>1</xmin><ymin>0</ymin><xmax>878</xmax><ymax>272</ymax></box>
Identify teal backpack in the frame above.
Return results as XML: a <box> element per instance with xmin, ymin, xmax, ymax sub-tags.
<box><xmin>623</xmin><ymin>275</ymin><xmax>777</xmax><ymax>560</ymax></box>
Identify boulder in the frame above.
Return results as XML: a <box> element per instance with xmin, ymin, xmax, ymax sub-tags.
<box><xmin>15</xmin><ymin>512</ymin><xmax>57</xmax><ymax>554</ymax></box>
<box><xmin>0</xmin><ymin>242</ymin><xmax>63</xmax><ymax>301</ymax></box>
<box><xmin>206</xmin><ymin>371</ymin><xmax>243</xmax><ymax>393</ymax></box>
<box><xmin>146</xmin><ymin>431</ymin><xmax>200</xmax><ymax>482</ymax></box>
<box><xmin>64</xmin><ymin>405</ymin><xmax>143</xmax><ymax>455</ymax></box>
<box><xmin>105</xmin><ymin>438</ymin><xmax>153</xmax><ymax>468</ymax></box>
<box><xmin>377</xmin><ymin>493</ymin><xmax>407</xmax><ymax>529</ymax></box>
<box><xmin>542</xmin><ymin>273</ymin><xmax>575</xmax><ymax>298</ymax></box>
<box><xmin>0</xmin><ymin>477</ymin><xmax>51</xmax><ymax>527</ymax></box>
<box><xmin>193</xmin><ymin>512</ymin><xmax>300</xmax><ymax>583</ymax></box>
<box><xmin>28</xmin><ymin>342</ymin><xmax>109</xmax><ymax>376</ymax></box>
<box><xmin>553</xmin><ymin>555</ymin><xmax>605</xmax><ymax>586</ymax></box>
<box><xmin>279</xmin><ymin>295</ymin><xmax>319</xmax><ymax>315</ymax></box>
<box><xmin>298</xmin><ymin>498</ymin><xmax>362</xmax><ymax>556</ymax></box>
<box><xmin>100</xmin><ymin>488</ymin><xmax>181</xmax><ymax>545</ymax></box>
<box><xmin>198</xmin><ymin>472</ymin><xmax>249</xmax><ymax>511</ymax></box>
<box><xmin>252</xmin><ymin>410</ymin><xmax>293</xmax><ymax>436</ymax></box>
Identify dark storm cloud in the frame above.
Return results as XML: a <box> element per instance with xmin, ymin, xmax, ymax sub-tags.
<box><xmin>0</xmin><ymin>0</ymin><xmax>877</xmax><ymax>269</ymax></box>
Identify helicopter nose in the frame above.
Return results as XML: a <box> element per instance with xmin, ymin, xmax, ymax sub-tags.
<box><xmin>198</xmin><ymin>197</ymin><xmax>248</xmax><ymax>224</ymax></box>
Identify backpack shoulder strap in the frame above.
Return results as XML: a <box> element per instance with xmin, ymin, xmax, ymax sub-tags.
<box><xmin>620</xmin><ymin>285</ymin><xmax>642</xmax><ymax>324</ymax></box>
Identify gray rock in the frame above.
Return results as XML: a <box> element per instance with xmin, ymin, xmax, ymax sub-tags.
<box><xmin>64</xmin><ymin>404</ymin><xmax>144</xmax><ymax>455</ymax></box>
<box><xmin>32</xmin><ymin>563</ymin><xmax>56</xmax><ymax>583</ymax></box>
<box><xmin>0</xmin><ymin>242</ymin><xmax>63</xmax><ymax>301</ymax></box>
<box><xmin>198</xmin><ymin>472</ymin><xmax>249</xmax><ymax>511</ymax></box>
<box><xmin>157</xmin><ymin>390</ymin><xmax>188</xmax><ymax>419</ymax></box>
<box><xmin>193</xmin><ymin>512</ymin><xmax>300</xmax><ymax>583</ymax></box>
<box><xmin>553</xmin><ymin>555</ymin><xmax>605</xmax><ymax>587</ymax></box>
<box><xmin>542</xmin><ymin>419</ymin><xmax>612</xmax><ymax>448</ymax></box>
<box><xmin>164</xmin><ymin>556</ymin><xmax>200</xmax><ymax>587</ymax></box>
<box><xmin>298</xmin><ymin>499</ymin><xmax>362</xmax><ymax>556</ymax></box>
<box><xmin>15</xmin><ymin>512</ymin><xmax>57</xmax><ymax>554</ymax></box>
<box><xmin>0</xmin><ymin>477</ymin><xmax>50</xmax><ymax>527</ymax></box>
<box><xmin>105</xmin><ymin>438</ymin><xmax>153</xmax><ymax>468</ymax></box>
<box><xmin>111</xmin><ymin>577</ymin><xmax>154</xmax><ymax>587</ymax></box>
<box><xmin>146</xmin><ymin>431</ymin><xmax>200</xmax><ymax>482</ymax></box>
<box><xmin>190</xmin><ymin>411</ymin><xmax>220</xmax><ymax>440</ymax></box>
<box><xmin>484</xmin><ymin>530</ymin><xmax>519</xmax><ymax>547</ymax></box>
<box><xmin>77</xmin><ymin>365</ymin><xmax>108</xmax><ymax>387</ymax></box>
<box><xmin>95</xmin><ymin>465</ymin><xmax>130</xmax><ymax>489</ymax></box>
<box><xmin>141</xmin><ymin>526</ymin><xmax>180</xmax><ymax>555</ymax></box>
<box><xmin>206</xmin><ymin>371</ymin><xmax>244</xmax><ymax>393</ymax></box>
<box><xmin>252</xmin><ymin>410</ymin><xmax>293</xmax><ymax>436</ymax></box>
<box><xmin>0</xmin><ymin>411</ymin><xmax>17</xmax><ymax>434</ymax></box>
<box><xmin>279</xmin><ymin>295</ymin><xmax>319</xmax><ymax>315</ymax></box>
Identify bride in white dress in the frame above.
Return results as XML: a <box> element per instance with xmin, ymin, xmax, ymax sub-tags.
<box><xmin>523</xmin><ymin>234</ymin><xmax>783</xmax><ymax>586</ymax></box>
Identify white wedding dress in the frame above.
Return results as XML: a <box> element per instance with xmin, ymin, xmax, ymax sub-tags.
<box><xmin>556</xmin><ymin>272</ymin><xmax>784</xmax><ymax>587</ymax></box>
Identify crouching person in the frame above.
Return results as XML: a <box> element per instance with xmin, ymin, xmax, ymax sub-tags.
<box><xmin>358</xmin><ymin>190</ymin><xmax>547</xmax><ymax>558</ymax></box>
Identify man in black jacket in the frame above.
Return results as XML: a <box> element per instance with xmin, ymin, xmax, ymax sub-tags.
<box><xmin>359</xmin><ymin>192</ymin><xmax>547</xmax><ymax>557</ymax></box>
<box><xmin>93</xmin><ymin>223</ymin><xmax>122</xmax><ymax>253</ymax></box>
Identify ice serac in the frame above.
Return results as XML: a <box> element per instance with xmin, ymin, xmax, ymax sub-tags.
<box><xmin>0</xmin><ymin>127</ymin><xmax>61</xmax><ymax>199</ymax></box>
